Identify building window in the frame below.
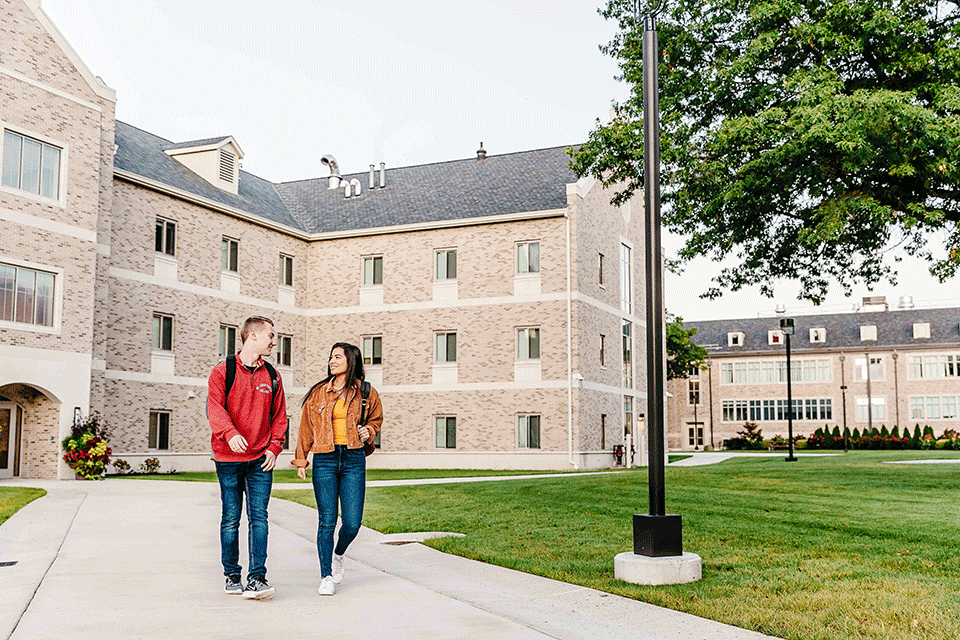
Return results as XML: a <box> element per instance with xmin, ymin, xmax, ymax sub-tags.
<box><xmin>768</xmin><ymin>330</ymin><xmax>782</xmax><ymax>345</ymax></box>
<box><xmin>688</xmin><ymin>377</ymin><xmax>701</xmax><ymax>405</ymax></box>
<box><xmin>436</xmin><ymin>332</ymin><xmax>457</xmax><ymax>362</ymax></box>
<box><xmin>435</xmin><ymin>416</ymin><xmax>456</xmax><ymax>448</ymax></box>
<box><xmin>727</xmin><ymin>331</ymin><xmax>744</xmax><ymax>347</ymax></box>
<box><xmin>601</xmin><ymin>414</ymin><xmax>607</xmax><ymax>449</ymax></box>
<box><xmin>0</xmin><ymin>262</ymin><xmax>55</xmax><ymax>327</ymax></box>
<box><xmin>2</xmin><ymin>130</ymin><xmax>61</xmax><ymax>200</ymax></box>
<box><xmin>620</xmin><ymin>243</ymin><xmax>632</xmax><ymax>313</ymax></box>
<box><xmin>622</xmin><ymin>321</ymin><xmax>633</xmax><ymax>387</ymax></box>
<box><xmin>854</xmin><ymin>356</ymin><xmax>884</xmax><ymax>382</ymax></box>
<box><xmin>516</xmin><ymin>241</ymin><xmax>540</xmax><ymax>273</ymax></box>
<box><xmin>517</xmin><ymin>327</ymin><xmax>540</xmax><ymax>360</ymax></box>
<box><xmin>600</xmin><ymin>334</ymin><xmax>606</xmax><ymax>367</ymax></box>
<box><xmin>911</xmin><ymin>396</ymin><xmax>960</xmax><ymax>420</ymax></box>
<box><xmin>518</xmin><ymin>414</ymin><xmax>541</xmax><ymax>448</ymax></box>
<box><xmin>363</xmin><ymin>336</ymin><xmax>382</xmax><ymax>365</ymax></box>
<box><xmin>155</xmin><ymin>218</ymin><xmax>176</xmax><ymax>256</ymax></box>
<box><xmin>599</xmin><ymin>253</ymin><xmax>604</xmax><ymax>286</ymax></box>
<box><xmin>860</xmin><ymin>324</ymin><xmax>878</xmax><ymax>341</ymax></box>
<box><xmin>363</xmin><ymin>255</ymin><xmax>383</xmax><ymax>285</ymax></box>
<box><xmin>148</xmin><ymin>411</ymin><xmax>170</xmax><ymax>450</ymax></box>
<box><xmin>221</xmin><ymin>237</ymin><xmax>238</xmax><ymax>272</ymax></box>
<box><xmin>623</xmin><ymin>396</ymin><xmax>634</xmax><ymax>436</ymax></box>
<box><xmin>279</xmin><ymin>254</ymin><xmax>294</xmax><ymax>286</ymax></box>
<box><xmin>152</xmin><ymin>313</ymin><xmax>173</xmax><ymax>351</ymax></box>
<box><xmin>276</xmin><ymin>334</ymin><xmax>292</xmax><ymax>367</ymax></box>
<box><xmin>436</xmin><ymin>249</ymin><xmax>457</xmax><ymax>280</ymax></box>
<box><xmin>688</xmin><ymin>424</ymin><xmax>703</xmax><ymax>447</ymax></box>
<box><xmin>855</xmin><ymin>397</ymin><xmax>886</xmax><ymax>421</ymax></box>
<box><xmin>913</xmin><ymin>322</ymin><xmax>931</xmax><ymax>339</ymax></box>
<box><xmin>908</xmin><ymin>353</ymin><xmax>960</xmax><ymax>379</ymax></box>
<box><xmin>810</xmin><ymin>327</ymin><xmax>826</xmax><ymax>343</ymax></box>
<box><xmin>219</xmin><ymin>324</ymin><xmax>237</xmax><ymax>359</ymax></box>
<box><xmin>720</xmin><ymin>359</ymin><xmax>831</xmax><ymax>384</ymax></box>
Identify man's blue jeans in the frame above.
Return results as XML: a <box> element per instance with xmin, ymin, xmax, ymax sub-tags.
<box><xmin>216</xmin><ymin>456</ymin><xmax>272</xmax><ymax>579</ymax></box>
<box><xmin>311</xmin><ymin>445</ymin><xmax>366</xmax><ymax>577</ymax></box>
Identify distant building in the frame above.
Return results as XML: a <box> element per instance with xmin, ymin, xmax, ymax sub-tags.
<box><xmin>0</xmin><ymin>0</ymin><xmax>648</xmax><ymax>479</ymax></box>
<box><xmin>667</xmin><ymin>297</ymin><xmax>960</xmax><ymax>450</ymax></box>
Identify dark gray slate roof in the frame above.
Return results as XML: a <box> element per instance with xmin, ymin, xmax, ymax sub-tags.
<box><xmin>114</xmin><ymin>122</ymin><xmax>300</xmax><ymax>229</ymax></box>
<box><xmin>162</xmin><ymin>136</ymin><xmax>233</xmax><ymax>151</ymax></box>
<box><xmin>686</xmin><ymin>307</ymin><xmax>960</xmax><ymax>355</ymax></box>
<box><xmin>274</xmin><ymin>147</ymin><xmax>578</xmax><ymax>234</ymax></box>
<box><xmin>113</xmin><ymin>121</ymin><xmax>578</xmax><ymax>235</ymax></box>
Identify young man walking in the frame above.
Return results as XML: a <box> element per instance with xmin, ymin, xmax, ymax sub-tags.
<box><xmin>207</xmin><ymin>316</ymin><xmax>287</xmax><ymax>600</ymax></box>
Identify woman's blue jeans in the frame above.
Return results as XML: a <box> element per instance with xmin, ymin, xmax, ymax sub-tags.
<box><xmin>215</xmin><ymin>456</ymin><xmax>272</xmax><ymax>579</ymax></box>
<box><xmin>311</xmin><ymin>445</ymin><xmax>366</xmax><ymax>577</ymax></box>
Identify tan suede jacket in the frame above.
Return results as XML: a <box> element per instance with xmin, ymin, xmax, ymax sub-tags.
<box><xmin>292</xmin><ymin>379</ymin><xmax>383</xmax><ymax>467</ymax></box>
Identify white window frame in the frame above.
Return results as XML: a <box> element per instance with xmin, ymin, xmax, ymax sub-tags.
<box><xmin>620</xmin><ymin>241</ymin><xmax>633</xmax><ymax>314</ymax></box>
<box><xmin>435</xmin><ymin>248</ymin><xmax>457</xmax><ymax>280</ymax></box>
<box><xmin>809</xmin><ymin>327</ymin><xmax>826</xmax><ymax>343</ymax></box>
<box><xmin>219</xmin><ymin>324</ymin><xmax>237</xmax><ymax>359</ymax></box>
<box><xmin>363</xmin><ymin>335</ymin><xmax>383</xmax><ymax>365</ymax></box>
<box><xmin>276</xmin><ymin>334</ymin><xmax>292</xmax><ymax>367</ymax></box>
<box><xmin>516</xmin><ymin>241</ymin><xmax>540</xmax><ymax>274</ymax></box>
<box><xmin>728</xmin><ymin>331</ymin><xmax>744</xmax><ymax>347</ymax></box>
<box><xmin>435</xmin><ymin>415</ymin><xmax>457</xmax><ymax>448</ymax></box>
<box><xmin>855</xmin><ymin>396</ymin><xmax>886</xmax><ymax>421</ymax></box>
<box><xmin>155</xmin><ymin>218</ymin><xmax>177</xmax><ymax>257</ymax></box>
<box><xmin>221</xmin><ymin>236</ymin><xmax>239</xmax><ymax>273</ymax></box>
<box><xmin>517</xmin><ymin>327</ymin><xmax>540</xmax><ymax>361</ymax></box>
<box><xmin>363</xmin><ymin>255</ymin><xmax>383</xmax><ymax>285</ymax></box>
<box><xmin>768</xmin><ymin>330</ymin><xmax>783</xmax><ymax>345</ymax></box>
<box><xmin>913</xmin><ymin>322</ymin><xmax>931</xmax><ymax>339</ymax></box>
<box><xmin>435</xmin><ymin>331</ymin><xmax>457</xmax><ymax>363</ymax></box>
<box><xmin>518</xmin><ymin>414</ymin><xmax>541</xmax><ymax>449</ymax></box>
<box><xmin>279</xmin><ymin>253</ymin><xmax>294</xmax><ymax>287</ymax></box>
<box><xmin>0</xmin><ymin>256</ymin><xmax>63</xmax><ymax>334</ymax></box>
<box><xmin>152</xmin><ymin>313</ymin><xmax>174</xmax><ymax>352</ymax></box>
<box><xmin>148</xmin><ymin>410</ymin><xmax>171</xmax><ymax>450</ymax></box>
<box><xmin>0</xmin><ymin>123</ymin><xmax>68</xmax><ymax>207</ymax></box>
<box><xmin>860</xmin><ymin>324</ymin><xmax>878</xmax><ymax>341</ymax></box>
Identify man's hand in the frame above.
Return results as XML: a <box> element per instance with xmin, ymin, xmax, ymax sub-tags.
<box><xmin>228</xmin><ymin>434</ymin><xmax>248</xmax><ymax>453</ymax></box>
<box><xmin>261</xmin><ymin>450</ymin><xmax>277</xmax><ymax>472</ymax></box>
<box><xmin>296</xmin><ymin>466</ymin><xmax>307</xmax><ymax>480</ymax></box>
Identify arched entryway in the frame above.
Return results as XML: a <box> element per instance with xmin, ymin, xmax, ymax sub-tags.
<box><xmin>0</xmin><ymin>384</ymin><xmax>61</xmax><ymax>479</ymax></box>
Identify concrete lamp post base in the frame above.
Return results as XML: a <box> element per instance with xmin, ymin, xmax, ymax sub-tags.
<box><xmin>614</xmin><ymin>551</ymin><xmax>703</xmax><ymax>586</ymax></box>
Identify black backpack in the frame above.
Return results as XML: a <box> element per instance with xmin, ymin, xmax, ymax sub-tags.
<box><xmin>221</xmin><ymin>354</ymin><xmax>280</xmax><ymax>423</ymax></box>
<box><xmin>358</xmin><ymin>380</ymin><xmax>375</xmax><ymax>456</ymax></box>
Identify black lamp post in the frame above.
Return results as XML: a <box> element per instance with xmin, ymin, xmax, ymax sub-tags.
<box><xmin>839</xmin><ymin>354</ymin><xmax>848</xmax><ymax>452</ymax></box>
<box><xmin>780</xmin><ymin>318</ymin><xmax>798</xmax><ymax>462</ymax></box>
<box><xmin>630</xmin><ymin>0</ymin><xmax>682</xmax><ymax>558</ymax></box>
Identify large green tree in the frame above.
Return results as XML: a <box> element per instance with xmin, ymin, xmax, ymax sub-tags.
<box><xmin>572</xmin><ymin>0</ymin><xmax>960</xmax><ymax>303</ymax></box>
<box><xmin>666</xmin><ymin>314</ymin><xmax>708</xmax><ymax>379</ymax></box>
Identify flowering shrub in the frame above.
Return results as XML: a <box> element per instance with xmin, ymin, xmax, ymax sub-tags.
<box><xmin>62</xmin><ymin>413</ymin><xmax>112</xmax><ymax>480</ymax></box>
<box><xmin>112</xmin><ymin>459</ymin><xmax>131</xmax><ymax>474</ymax></box>
<box><xmin>140</xmin><ymin>457</ymin><xmax>161</xmax><ymax>474</ymax></box>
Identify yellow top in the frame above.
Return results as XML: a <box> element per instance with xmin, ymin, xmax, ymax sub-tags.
<box><xmin>333</xmin><ymin>397</ymin><xmax>348</xmax><ymax>445</ymax></box>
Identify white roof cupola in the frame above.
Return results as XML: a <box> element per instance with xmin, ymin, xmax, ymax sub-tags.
<box><xmin>163</xmin><ymin>136</ymin><xmax>244</xmax><ymax>194</ymax></box>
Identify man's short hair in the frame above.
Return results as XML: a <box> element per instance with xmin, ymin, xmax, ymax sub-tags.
<box><xmin>240</xmin><ymin>316</ymin><xmax>274</xmax><ymax>343</ymax></box>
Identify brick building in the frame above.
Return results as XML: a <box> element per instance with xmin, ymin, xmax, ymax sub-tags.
<box><xmin>0</xmin><ymin>0</ymin><xmax>648</xmax><ymax>478</ymax></box>
<box><xmin>667</xmin><ymin>298</ymin><xmax>960</xmax><ymax>451</ymax></box>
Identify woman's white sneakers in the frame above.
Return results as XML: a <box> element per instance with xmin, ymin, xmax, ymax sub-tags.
<box><xmin>331</xmin><ymin>554</ymin><xmax>345</xmax><ymax>584</ymax></box>
<box><xmin>318</xmin><ymin>575</ymin><xmax>336</xmax><ymax>596</ymax></box>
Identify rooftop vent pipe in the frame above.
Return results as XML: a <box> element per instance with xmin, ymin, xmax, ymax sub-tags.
<box><xmin>321</xmin><ymin>155</ymin><xmax>340</xmax><ymax>189</ymax></box>
<box><xmin>379</xmin><ymin>162</ymin><xmax>385</xmax><ymax>188</ymax></box>
<box><xmin>369</xmin><ymin>164</ymin><xmax>375</xmax><ymax>190</ymax></box>
<box><xmin>898</xmin><ymin>295</ymin><xmax>915</xmax><ymax>309</ymax></box>
<box><xmin>477</xmin><ymin>142</ymin><xmax>486</xmax><ymax>161</ymax></box>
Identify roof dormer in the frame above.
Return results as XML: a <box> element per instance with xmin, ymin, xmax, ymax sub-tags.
<box><xmin>163</xmin><ymin>136</ymin><xmax>244</xmax><ymax>194</ymax></box>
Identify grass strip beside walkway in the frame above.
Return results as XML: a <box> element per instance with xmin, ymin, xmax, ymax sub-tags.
<box><xmin>277</xmin><ymin>451</ymin><xmax>960</xmax><ymax>640</ymax></box>
<box><xmin>110</xmin><ymin>468</ymin><xmax>586</xmax><ymax>483</ymax></box>
<box><xmin>0</xmin><ymin>487</ymin><xmax>45</xmax><ymax>526</ymax></box>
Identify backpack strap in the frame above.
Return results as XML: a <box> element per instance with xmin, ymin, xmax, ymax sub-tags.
<box><xmin>262</xmin><ymin>360</ymin><xmax>280</xmax><ymax>423</ymax></box>
<box><xmin>358</xmin><ymin>380</ymin><xmax>371</xmax><ymax>426</ymax></box>
<box><xmin>224</xmin><ymin>355</ymin><xmax>237</xmax><ymax>405</ymax></box>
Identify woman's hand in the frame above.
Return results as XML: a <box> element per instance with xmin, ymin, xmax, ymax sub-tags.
<box><xmin>357</xmin><ymin>426</ymin><xmax>371</xmax><ymax>442</ymax></box>
<box><xmin>296</xmin><ymin>466</ymin><xmax>306</xmax><ymax>480</ymax></box>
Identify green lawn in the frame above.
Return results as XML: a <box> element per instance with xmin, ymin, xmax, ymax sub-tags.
<box><xmin>109</xmin><ymin>467</ymin><xmax>593</xmax><ymax>483</ymax></box>
<box><xmin>0</xmin><ymin>487</ymin><xmax>46</xmax><ymax>526</ymax></box>
<box><xmin>277</xmin><ymin>450</ymin><xmax>960</xmax><ymax>640</ymax></box>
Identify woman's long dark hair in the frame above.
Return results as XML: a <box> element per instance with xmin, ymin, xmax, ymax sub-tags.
<box><xmin>302</xmin><ymin>342</ymin><xmax>365</xmax><ymax>406</ymax></box>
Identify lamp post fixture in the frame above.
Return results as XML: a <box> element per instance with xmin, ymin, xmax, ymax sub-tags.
<box><xmin>693</xmin><ymin>401</ymin><xmax>699</xmax><ymax>450</ymax></box>
<box><xmin>839</xmin><ymin>354</ymin><xmax>848</xmax><ymax>452</ymax></box>
<box><xmin>780</xmin><ymin>318</ymin><xmax>798</xmax><ymax>462</ymax></box>
<box><xmin>865</xmin><ymin>352</ymin><xmax>873</xmax><ymax>435</ymax></box>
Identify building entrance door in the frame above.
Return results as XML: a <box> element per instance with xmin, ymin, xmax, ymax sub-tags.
<box><xmin>0</xmin><ymin>404</ymin><xmax>19</xmax><ymax>479</ymax></box>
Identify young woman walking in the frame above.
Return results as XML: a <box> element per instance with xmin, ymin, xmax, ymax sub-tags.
<box><xmin>293</xmin><ymin>342</ymin><xmax>383</xmax><ymax>596</ymax></box>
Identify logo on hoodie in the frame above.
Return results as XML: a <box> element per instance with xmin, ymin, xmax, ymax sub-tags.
<box><xmin>255</xmin><ymin>383</ymin><xmax>273</xmax><ymax>394</ymax></box>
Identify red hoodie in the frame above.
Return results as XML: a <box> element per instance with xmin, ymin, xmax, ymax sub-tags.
<box><xmin>208</xmin><ymin>356</ymin><xmax>287</xmax><ymax>462</ymax></box>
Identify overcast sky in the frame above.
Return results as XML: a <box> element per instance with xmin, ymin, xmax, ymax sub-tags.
<box><xmin>41</xmin><ymin>0</ymin><xmax>959</xmax><ymax>321</ymax></box>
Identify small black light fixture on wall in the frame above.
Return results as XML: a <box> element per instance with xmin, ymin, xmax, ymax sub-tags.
<box><xmin>779</xmin><ymin>317</ymin><xmax>798</xmax><ymax>462</ymax></box>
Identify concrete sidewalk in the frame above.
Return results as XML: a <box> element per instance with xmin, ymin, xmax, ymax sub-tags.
<box><xmin>0</xmin><ymin>478</ymin><xmax>780</xmax><ymax>640</ymax></box>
